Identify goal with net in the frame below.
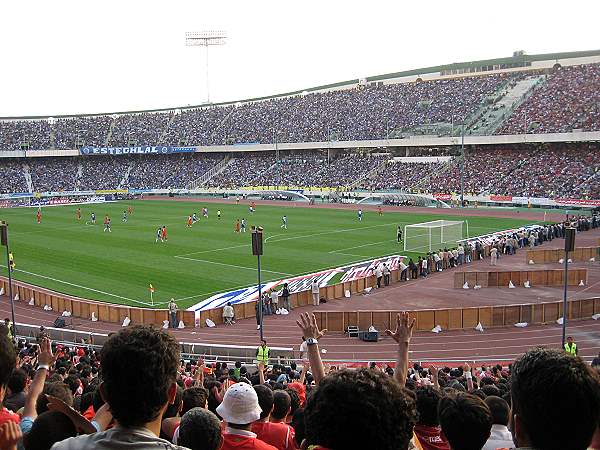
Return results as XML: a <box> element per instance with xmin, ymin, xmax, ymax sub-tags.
<box><xmin>403</xmin><ymin>220</ymin><xmax>467</xmax><ymax>252</ymax></box>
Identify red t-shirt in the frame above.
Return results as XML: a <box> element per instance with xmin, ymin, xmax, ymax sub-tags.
<box><xmin>83</xmin><ymin>404</ymin><xmax>95</xmax><ymax>421</ymax></box>
<box><xmin>251</xmin><ymin>421</ymin><xmax>295</xmax><ymax>450</ymax></box>
<box><xmin>413</xmin><ymin>424</ymin><xmax>450</xmax><ymax>450</ymax></box>
<box><xmin>0</xmin><ymin>407</ymin><xmax>20</xmax><ymax>426</ymax></box>
<box><xmin>221</xmin><ymin>432</ymin><xmax>278</xmax><ymax>450</ymax></box>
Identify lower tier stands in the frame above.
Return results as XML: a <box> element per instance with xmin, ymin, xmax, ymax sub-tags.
<box><xmin>0</xmin><ymin>144</ymin><xmax>598</xmax><ymax>199</ymax></box>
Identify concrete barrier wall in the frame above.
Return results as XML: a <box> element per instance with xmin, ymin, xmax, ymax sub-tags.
<box><xmin>2</xmin><ymin>264</ymin><xmax>592</xmax><ymax>332</ymax></box>
<box><xmin>313</xmin><ymin>297</ymin><xmax>600</xmax><ymax>332</ymax></box>
<box><xmin>453</xmin><ymin>269</ymin><xmax>588</xmax><ymax>288</ymax></box>
<box><xmin>0</xmin><ymin>277</ymin><xmax>196</xmax><ymax>328</ymax></box>
<box><xmin>526</xmin><ymin>247</ymin><xmax>599</xmax><ymax>264</ymax></box>
<box><xmin>0</xmin><ymin>272</ymin><xmax>385</xmax><ymax>328</ymax></box>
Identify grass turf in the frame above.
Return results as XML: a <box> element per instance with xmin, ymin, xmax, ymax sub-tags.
<box><xmin>0</xmin><ymin>200</ymin><xmax>540</xmax><ymax>309</ymax></box>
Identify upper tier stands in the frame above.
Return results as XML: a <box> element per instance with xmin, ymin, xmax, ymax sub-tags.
<box><xmin>497</xmin><ymin>64</ymin><xmax>600</xmax><ymax>134</ymax></box>
<box><xmin>0</xmin><ymin>71</ymin><xmax>515</xmax><ymax>150</ymax></box>
<box><xmin>0</xmin><ymin>144</ymin><xmax>598</xmax><ymax>198</ymax></box>
<box><xmin>2</xmin><ymin>64</ymin><xmax>599</xmax><ymax>151</ymax></box>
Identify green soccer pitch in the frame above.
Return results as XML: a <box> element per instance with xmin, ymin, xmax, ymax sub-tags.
<box><xmin>0</xmin><ymin>200</ymin><xmax>540</xmax><ymax>309</ymax></box>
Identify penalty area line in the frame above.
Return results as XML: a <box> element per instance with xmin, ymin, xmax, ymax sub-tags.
<box><xmin>174</xmin><ymin>256</ymin><xmax>292</xmax><ymax>277</ymax></box>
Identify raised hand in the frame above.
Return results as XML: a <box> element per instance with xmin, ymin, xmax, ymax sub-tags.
<box><xmin>38</xmin><ymin>337</ymin><xmax>55</xmax><ymax>367</ymax></box>
<box><xmin>385</xmin><ymin>312</ymin><xmax>415</xmax><ymax>344</ymax></box>
<box><xmin>0</xmin><ymin>421</ymin><xmax>22</xmax><ymax>450</ymax></box>
<box><xmin>296</xmin><ymin>313</ymin><xmax>327</xmax><ymax>340</ymax></box>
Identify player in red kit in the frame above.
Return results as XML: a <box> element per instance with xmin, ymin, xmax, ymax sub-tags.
<box><xmin>127</xmin><ymin>205</ymin><xmax>133</xmax><ymax>215</ymax></box>
<box><xmin>36</xmin><ymin>208</ymin><xmax>41</xmax><ymax>224</ymax></box>
<box><xmin>378</xmin><ymin>206</ymin><xmax>383</xmax><ymax>216</ymax></box>
<box><xmin>187</xmin><ymin>215</ymin><xmax>193</xmax><ymax>227</ymax></box>
<box><xmin>161</xmin><ymin>226</ymin><xmax>168</xmax><ymax>242</ymax></box>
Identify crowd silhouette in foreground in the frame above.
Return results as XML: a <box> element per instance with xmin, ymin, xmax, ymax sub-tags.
<box><xmin>0</xmin><ymin>305</ymin><xmax>599</xmax><ymax>450</ymax></box>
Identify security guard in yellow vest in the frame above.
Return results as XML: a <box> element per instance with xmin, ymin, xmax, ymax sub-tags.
<box><xmin>564</xmin><ymin>336</ymin><xmax>577</xmax><ymax>356</ymax></box>
<box><xmin>256</xmin><ymin>339</ymin><xmax>270</xmax><ymax>366</ymax></box>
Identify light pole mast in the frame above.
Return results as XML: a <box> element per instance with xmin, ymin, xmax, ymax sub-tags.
<box><xmin>185</xmin><ymin>31</ymin><xmax>227</xmax><ymax>104</ymax></box>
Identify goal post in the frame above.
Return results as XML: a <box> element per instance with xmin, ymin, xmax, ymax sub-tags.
<box><xmin>403</xmin><ymin>220</ymin><xmax>465</xmax><ymax>252</ymax></box>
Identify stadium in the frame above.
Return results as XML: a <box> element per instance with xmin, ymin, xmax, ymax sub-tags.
<box><xmin>0</xmin><ymin>5</ymin><xmax>600</xmax><ymax>448</ymax></box>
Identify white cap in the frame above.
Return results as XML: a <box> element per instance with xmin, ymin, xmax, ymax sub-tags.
<box><xmin>216</xmin><ymin>382</ymin><xmax>262</xmax><ymax>425</ymax></box>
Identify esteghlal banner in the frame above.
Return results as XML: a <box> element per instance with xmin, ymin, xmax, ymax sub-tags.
<box><xmin>187</xmin><ymin>255</ymin><xmax>402</xmax><ymax>314</ymax></box>
<box><xmin>80</xmin><ymin>146</ymin><xmax>196</xmax><ymax>156</ymax></box>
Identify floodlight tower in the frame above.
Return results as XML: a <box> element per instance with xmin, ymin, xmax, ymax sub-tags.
<box><xmin>185</xmin><ymin>30</ymin><xmax>227</xmax><ymax>104</ymax></box>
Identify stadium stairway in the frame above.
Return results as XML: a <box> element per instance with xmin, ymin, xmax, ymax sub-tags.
<box><xmin>74</xmin><ymin>161</ymin><xmax>83</xmax><ymax>190</ymax></box>
<box><xmin>189</xmin><ymin>155</ymin><xmax>231</xmax><ymax>189</ymax></box>
<box><xmin>469</xmin><ymin>75</ymin><xmax>546</xmax><ymax>135</ymax></box>
<box><xmin>104</xmin><ymin>117</ymin><xmax>116</xmax><ymax>146</ymax></box>
<box><xmin>158</xmin><ymin>111</ymin><xmax>176</xmax><ymax>144</ymax></box>
<box><xmin>209</xmin><ymin>107</ymin><xmax>235</xmax><ymax>142</ymax></box>
<box><xmin>22</xmin><ymin>164</ymin><xmax>33</xmax><ymax>192</ymax></box>
<box><xmin>118</xmin><ymin>162</ymin><xmax>133</xmax><ymax>189</ymax></box>
<box><xmin>347</xmin><ymin>157</ymin><xmax>389</xmax><ymax>190</ymax></box>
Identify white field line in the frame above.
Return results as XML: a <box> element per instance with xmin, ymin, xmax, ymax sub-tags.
<box><xmin>331</xmin><ymin>252</ymin><xmax>374</xmax><ymax>258</ymax></box>
<box><xmin>173</xmin><ymin>256</ymin><xmax>292</xmax><ymax>276</ymax></box>
<box><xmin>176</xmin><ymin>244</ymin><xmax>250</xmax><ymax>257</ymax></box>
<box><xmin>328</xmin><ymin>240</ymin><xmax>396</xmax><ymax>254</ymax></box>
<box><xmin>0</xmin><ymin>265</ymin><xmax>152</xmax><ymax>306</ymax></box>
<box><xmin>264</xmin><ymin>222</ymin><xmax>400</xmax><ymax>244</ymax></box>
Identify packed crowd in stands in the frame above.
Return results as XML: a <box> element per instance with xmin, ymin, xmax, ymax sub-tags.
<box><xmin>1</xmin><ymin>65</ymin><xmax>600</xmax><ymax>152</ymax></box>
<box><xmin>0</xmin><ymin>162</ymin><xmax>29</xmax><ymax>194</ymax></box>
<box><xmin>0</xmin><ymin>121</ymin><xmax>51</xmax><ymax>152</ymax></box>
<box><xmin>29</xmin><ymin>159</ymin><xmax>79</xmax><ymax>193</ymax></box>
<box><xmin>163</xmin><ymin>107</ymin><xmax>233</xmax><ymax>147</ymax></box>
<box><xmin>360</xmin><ymin>144</ymin><xmax>600</xmax><ymax>199</ymax></box>
<box><xmin>53</xmin><ymin>117</ymin><xmax>113</xmax><ymax>150</ymax></box>
<box><xmin>247</xmin><ymin>153</ymin><xmax>387</xmax><ymax>188</ymax></box>
<box><xmin>206</xmin><ymin>154</ymin><xmax>277</xmax><ymax>189</ymax></box>
<box><xmin>110</xmin><ymin>113</ymin><xmax>172</xmax><ymax>148</ymax></box>
<box><xmin>1</xmin><ymin>71</ymin><xmax>516</xmax><ymax>151</ymax></box>
<box><xmin>0</xmin><ymin>143</ymin><xmax>597</xmax><ymax>198</ymax></box>
<box><xmin>498</xmin><ymin>64</ymin><xmax>600</xmax><ymax>134</ymax></box>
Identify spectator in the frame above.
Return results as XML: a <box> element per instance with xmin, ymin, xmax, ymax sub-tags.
<box><xmin>270</xmin><ymin>391</ymin><xmax>291</xmax><ymax>424</ymax></box>
<box><xmin>438</xmin><ymin>392</ymin><xmax>493</xmax><ymax>450</ymax></box>
<box><xmin>52</xmin><ymin>325</ymin><xmax>186</xmax><ymax>449</ymax></box>
<box><xmin>24</xmin><ymin>410</ymin><xmax>77</xmax><ymax>450</ymax></box>
<box><xmin>510</xmin><ymin>347</ymin><xmax>600</xmax><ymax>450</ymax></box>
<box><xmin>176</xmin><ymin>407</ymin><xmax>222</xmax><ymax>450</ymax></box>
<box><xmin>252</xmin><ymin>385</ymin><xmax>295</xmax><ymax>450</ymax></box>
<box><xmin>223</xmin><ymin>302</ymin><xmax>235</xmax><ymax>325</ymax></box>
<box><xmin>4</xmin><ymin>369</ymin><xmax>27</xmax><ymax>412</ymax></box>
<box><xmin>482</xmin><ymin>396</ymin><xmax>513</xmax><ymax>450</ymax></box>
<box><xmin>414</xmin><ymin>386</ymin><xmax>450</xmax><ymax>450</ymax></box>
<box><xmin>216</xmin><ymin>382</ymin><xmax>277</xmax><ymax>450</ymax></box>
<box><xmin>592</xmin><ymin>352</ymin><xmax>600</xmax><ymax>368</ymax></box>
<box><xmin>303</xmin><ymin>368</ymin><xmax>417</xmax><ymax>450</ymax></box>
<box><xmin>0</xmin><ymin>332</ymin><xmax>18</xmax><ymax>426</ymax></box>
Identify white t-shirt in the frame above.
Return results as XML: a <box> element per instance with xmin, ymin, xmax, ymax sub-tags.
<box><xmin>311</xmin><ymin>283</ymin><xmax>320</xmax><ymax>294</ymax></box>
<box><xmin>299</xmin><ymin>341</ymin><xmax>308</xmax><ymax>355</ymax></box>
<box><xmin>223</xmin><ymin>305</ymin><xmax>234</xmax><ymax>318</ymax></box>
